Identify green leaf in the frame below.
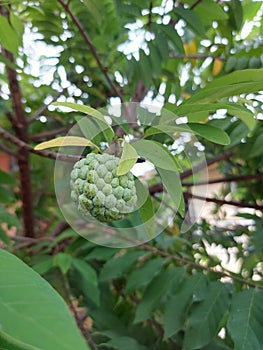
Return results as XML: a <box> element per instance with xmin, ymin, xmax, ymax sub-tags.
<box><xmin>164</xmin><ymin>273</ymin><xmax>208</xmax><ymax>339</ymax></box>
<box><xmin>192</xmin><ymin>0</ymin><xmax>228</xmax><ymax>25</ymax></box>
<box><xmin>205</xmin><ymin>69</ymin><xmax>263</xmax><ymax>89</ymax></box>
<box><xmin>155</xmin><ymin>32</ymin><xmax>169</xmax><ymax>63</ymax></box>
<box><xmin>139</xmin><ymin>50</ymin><xmax>152</xmax><ymax>87</ymax></box>
<box><xmin>99</xmin><ymin>251</ymin><xmax>145</xmax><ymax>282</ymax></box>
<box><xmin>34</xmin><ymin>136</ymin><xmax>99</xmax><ymax>150</ymax></box>
<box><xmin>0</xmin><ymin>170</ymin><xmax>16</xmax><ymax>185</ymax></box>
<box><xmin>0</xmin><ymin>52</ymin><xmax>19</xmax><ymax>70</ymax></box>
<box><xmin>154</xmin><ymin>23</ymin><xmax>184</xmax><ymax>54</ymax></box>
<box><xmin>183</xmin><ymin>69</ymin><xmax>263</xmax><ymax>104</ymax></box>
<box><xmin>0</xmin><ymin>329</ymin><xmax>40</xmax><ymax>350</ymax></box>
<box><xmin>247</xmin><ymin>132</ymin><xmax>263</xmax><ymax>158</ymax></box>
<box><xmin>165</xmin><ymin>102</ymin><xmax>256</xmax><ymax>130</ymax></box>
<box><xmin>10</xmin><ymin>12</ymin><xmax>24</xmax><ymax>43</ymax></box>
<box><xmin>85</xmin><ymin>247</ymin><xmax>118</xmax><ymax>261</ymax></box>
<box><xmin>188</xmin><ymin>123</ymin><xmax>230</xmax><ymax>145</ymax></box>
<box><xmin>116</xmin><ymin>141</ymin><xmax>138</xmax><ymax>176</ymax></box>
<box><xmin>132</xmin><ymin>139</ymin><xmax>181</xmax><ymax>171</ymax></box>
<box><xmin>148</xmin><ymin>42</ymin><xmax>162</xmax><ymax>78</ymax></box>
<box><xmin>135</xmin><ymin>179</ymin><xmax>156</xmax><ymax>239</ymax></box>
<box><xmin>183</xmin><ymin>282</ymin><xmax>230</xmax><ymax>350</ymax></box>
<box><xmin>0</xmin><ymin>207</ymin><xmax>21</xmax><ymax>228</ymax></box>
<box><xmin>76</xmin><ymin>116</ymin><xmax>114</xmax><ymax>145</ymax></box>
<box><xmin>0</xmin><ymin>249</ymin><xmax>90</xmax><ymax>350</ymax></box>
<box><xmin>0</xmin><ymin>15</ymin><xmax>20</xmax><ymax>55</ymax></box>
<box><xmin>0</xmin><ymin>227</ymin><xmax>11</xmax><ymax>246</ymax></box>
<box><xmin>52</xmin><ymin>102</ymin><xmax>113</xmax><ymax>132</ymax></box>
<box><xmin>53</xmin><ymin>253</ymin><xmax>72</xmax><ymax>275</ymax></box>
<box><xmin>156</xmin><ymin>167</ymin><xmax>184</xmax><ymax>217</ymax></box>
<box><xmin>134</xmin><ymin>267</ymin><xmax>186</xmax><ymax>323</ymax></box>
<box><xmin>71</xmin><ymin>258</ymin><xmax>100</xmax><ymax>306</ymax></box>
<box><xmin>0</xmin><ymin>186</ymin><xmax>15</xmax><ymax>203</ymax></box>
<box><xmin>31</xmin><ymin>256</ymin><xmax>53</xmax><ymax>275</ymax></box>
<box><xmin>105</xmin><ymin>336</ymin><xmax>148</xmax><ymax>350</ymax></box>
<box><xmin>145</xmin><ymin>123</ymin><xmax>230</xmax><ymax>145</ymax></box>
<box><xmin>226</xmin><ymin>123</ymin><xmax>249</xmax><ymax>149</ymax></box>
<box><xmin>227</xmin><ymin>289</ymin><xmax>263</xmax><ymax>350</ymax></box>
<box><xmin>229</xmin><ymin>0</ymin><xmax>243</xmax><ymax>31</ymax></box>
<box><xmin>125</xmin><ymin>257</ymin><xmax>166</xmax><ymax>294</ymax></box>
<box><xmin>173</xmin><ymin>7</ymin><xmax>206</xmax><ymax>37</ymax></box>
<box><xmin>202</xmin><ymin>340</ymin><xmax>232</xmax><ymax>350</ymax></box>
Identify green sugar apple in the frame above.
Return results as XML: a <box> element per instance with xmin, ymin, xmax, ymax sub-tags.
<box><xmin>70</xmin><ymin>153</ymin><xmax>137</xmax><ymax>222</ymax></box>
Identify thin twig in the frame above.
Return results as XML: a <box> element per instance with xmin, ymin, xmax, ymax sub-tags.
<box><xmin>0</xmin><ymin>144</ymin><xmax>19</xmax><ymax>157</ymax></box>
<box><xmin>60</xmin><ymin>272</ymin><xmax>99</xmax><ymax>350</ymax></box>
<box><xmin>27</xmin><ymin>89</ymin><xmax>67</xmax><ymax>124</ymax></box>
<box><xmin>57</xmin><ymin>0</ymin><xmax>122</xmax><ymax>101</ymax></box>
<box><xmin>171</xmin><ymin>53</ymin><xmax>225</xmax><ymax>61</ymax></box>
<box><xmin>29</xmin><ymin>125</ymin><xmax>73</xmax><ymax>141</ymax></box>
<box><xmin>182</xmin><ymin>173</ymin><xmax>263</xmax><ymax>187</ymax></box>
<box><xmin>0</xmin><ymin>126</ymin><xmax>80</xmax><ymax>162</ymax></box>
<box><xmin>142</xmin><ymin>244</ymin><xmax>263</xmax><ymax>290</ymax></box>
<box><xmin>147</xmin><ymin>1</ymin><xmax>153</xmax><ymax>30</ymax></box>
<box><xmin>190</xmin><ymin>0</ymin><xmax>203</xmax><ymax>10</ymax></box>
<box><xmin>184</xmin><ymin>192</ymin><xmax>263</xmax><ymax>211</ymax></box>
<box><xmin>149</xmin><ymin>151</ymin><xmax>235</xmax><ymax>195</ymax></box>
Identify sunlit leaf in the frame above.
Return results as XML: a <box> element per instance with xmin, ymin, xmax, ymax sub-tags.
<box><xmin>34</xmin><ymin>136</ymin><xmax>99</xmax><ymax>150</ymax></box>
<box><xmin>52</xmin><ymin>102</ymin><xmax>113</xmax><ymax>132</ymax></box>
<box><xmin>116</xmin><ymin>141</ymin><xmax>138</xmax><ymax>176</ymax></box>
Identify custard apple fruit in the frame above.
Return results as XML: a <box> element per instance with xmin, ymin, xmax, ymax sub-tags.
<box><xmin>70</xmin><ymin>153</ymin><xmax>137</xmax><ymax>222</ymax></box>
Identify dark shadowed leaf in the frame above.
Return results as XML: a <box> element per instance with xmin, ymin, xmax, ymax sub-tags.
<box><xmin>183</xmin><ymin>281</ymin><xmax>230</xmax><ymax>350</ymax></box>
<box><xmin>227</xmin><ymin>289</ymin><xmax>263</xmax><ymax>350</ymax></box>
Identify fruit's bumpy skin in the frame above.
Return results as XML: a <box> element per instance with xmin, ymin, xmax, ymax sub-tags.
<box><xmin>70</xmin><ymin>153</ymin><xmax>137</xmax><ymax>222</ymax></box>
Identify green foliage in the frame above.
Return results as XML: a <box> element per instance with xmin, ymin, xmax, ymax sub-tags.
<box><xmin>0</xmin><ymin>0</ymin><xmax>263</xmax><ymax>349</ymax></box>
<box><xmin>0</xmin><ymin>249</ymin><xmax>90</xmax><ymax>350</ymax></box>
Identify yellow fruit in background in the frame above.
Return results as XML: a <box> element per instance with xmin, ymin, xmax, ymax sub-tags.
<box><xmin>183</xmin><ymin>40</ymin><xmax>197</xmax><ymax>68</ymax></box>
<box><xmin>212</xmin><ymin>58</ymin><xmax>224</xmax><ymax>76</ymax></box>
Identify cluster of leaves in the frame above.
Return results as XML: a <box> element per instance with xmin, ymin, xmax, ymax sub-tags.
<box><xmin>0</xmin><ymin>0</ymin><xmax>263</xmax><ymax>350</ymax></box>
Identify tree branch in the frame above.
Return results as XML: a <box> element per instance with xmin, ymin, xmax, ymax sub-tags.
<box><xmin>57</xmin><ymin>0</ymin><xmax>122</xmax><ymax>101</ymax></box>
<box><xmin>0</xmin><ymin>144</ymin><xmax>19</xmax><ymax>158</ymax></box>
<box><xmin>0</xmin><ymin>127</ymin><xmax>80</xmax><ymax>162</ymax></box>
<box><xmin>181</xmin><ymin>151</ymin><xmax>234</xmax><ymax>180</ymax></box>
<box><xmin>182</xmin><ymin>173</ymin><xmax>263</xmax><ymax>186</ymax></box>
<box><xmin>149</xmin><ymin>151</ymin><xmax>235</xmax><ymax>195</ymax></box>
<box><xmin>60</xmin><ymin>273</ymin><xmax>99</xmax><ymax>350</ymax></box>
<box><xmin>29</xmin><ymin>125</ymin><xmax>73</xmax><ymax>141</ymax></box>
<box><xmin>190</xmin><ymin>0</ymin><xmax>203</xmax><ymax>10</ymax></box>
<box><xmin>27</xmin><ymin>89</ymin><xmax>67</xmax><ymax>124</ymax></box>
<box><xmin>171</xmin><ymin>53</ymin><xmax>225</xmax><ymax>61</ymax></box>
<box><xmin>142</xmin><ymin>244</ymin><xmax>263</xmax><ymax>290</ymax></box>
<box><xmin>0</xmin><ymin>6</ymin><xmax>35</xmax><ymax>237</ymax></box>
<box><xmin>184</xmin><ymin>192</ymin><xmax>263</xmax><ymax>211</ymax></box>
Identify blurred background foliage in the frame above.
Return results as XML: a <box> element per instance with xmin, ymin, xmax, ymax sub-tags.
<box><xmin>0</xmin><ymin>0</ymin><xmax>263</xmax><ymax>349</ymax></box>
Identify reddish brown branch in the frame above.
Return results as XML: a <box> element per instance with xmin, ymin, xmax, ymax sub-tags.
<box><xmin>171</xmin><ymin>53</ymin><xmax>225</xmax><ymax>61</ymax></box>
<box><xmin>57</xmin><ymin>0</ymin><xmax>122</xmax><ymax>101</ymax></box>
<box><xmin>184</xmin><ymin>192</ymin><xmax>263</xmax><ymax>211</ymax></box>
<box><xmin>181</xmin><ymin>151</ymin><xmax>234</xmax><ymax>179</ymax></box>
<box><xmin>149</xmin><ymin>152</ymin><xmax>235</xmax><ymax>195</ymax></box>
<box><xmin>29</xmin><ymin>125</ymin><xmax>73</xmax><ymax>141</ymax></box>
<box><xmin>0</xmin><ymin>127</ymin><xmax>80</xmax><ymax>162</ymax></box>
<box><xmin>27</xmin><ymin>89</ymin><xmax>67</xmax><ymax>124</ymax></box>
<box><xmin>182</xmin><ymin>173</ymin><xmax>263</xmax><ymax>186</ymax></box>
<box><xmin>0</xmin><ymin>7</ymin><xmax>35</xmax><ymax>237</ymax></box>
<box><xmin>0</xmin><ymin>144</ymin><xmax>18</xmax><ymax>157</ymax></box>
